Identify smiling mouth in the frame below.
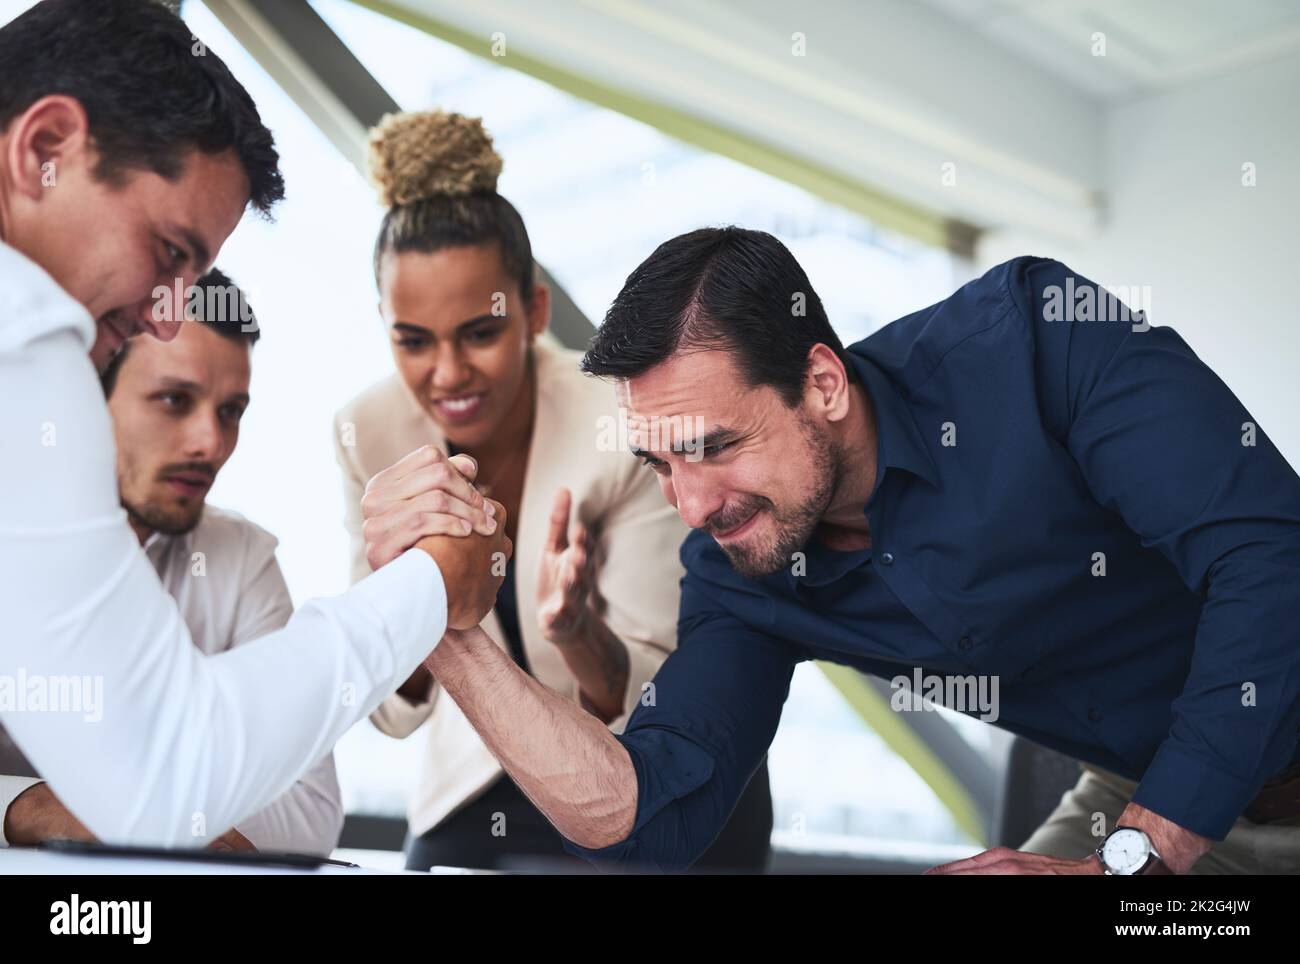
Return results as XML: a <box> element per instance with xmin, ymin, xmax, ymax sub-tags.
<box><xmin>711</xmin><ymin>509</ymin><xmax>761</xmax><ymax>540</ymax></box>
<box><xmin>100</xmin><ymin>312</ymin><xmax>139</xmax><ymax>349</ymax></box>
<box><xmin>430</xmin><ymin>392</ymin><xmax>487</xmax><ymax>421</ymax></box>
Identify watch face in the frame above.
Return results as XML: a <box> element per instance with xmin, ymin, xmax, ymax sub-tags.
<box><xmin>1101</xmin><ymin>828</ymin><xmax>1151</xmax><ymax>874</ymax></box>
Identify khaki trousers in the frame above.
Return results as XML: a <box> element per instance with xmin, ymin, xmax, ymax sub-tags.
<box><xmin>1020</xmin><ymin>763</ymin><xmax>1300</xmax><ymax>874</ymax></box>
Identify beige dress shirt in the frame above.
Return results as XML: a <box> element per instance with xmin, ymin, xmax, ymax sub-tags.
<box><xmin>0</xmin><ymin>506</ymin><xmax>344</xmax><ymax>855</ymax></box>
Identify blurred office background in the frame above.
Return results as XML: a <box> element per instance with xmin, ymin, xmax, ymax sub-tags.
<box><xmin>4</xmin><ymin>0</ymin><xmax>1296</xmax><ymax>870</ymax></box>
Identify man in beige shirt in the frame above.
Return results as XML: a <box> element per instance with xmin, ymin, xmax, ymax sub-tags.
<box><xmin>1</xmin><ymin>272</ymin><xmax>342</xmax><ymax>856</ymax></box>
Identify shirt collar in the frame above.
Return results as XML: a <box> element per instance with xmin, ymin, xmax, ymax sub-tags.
<box><xmin>784</xmin><ymin>349</ymin><xmax>938</xmax><ymax>591</ymax></box>
<box><xmin>141</xmin><ymin>520</ymin><xmax>194</xmax><ymax>563</ymax></box>
<box><xmin>0</xmin><ymin>238</ymin><xmax>95</xmax><ymax>353</ymax></box>
<box><xmin>846</xmin><ymin>347</ymin><xmax>940</xmax><ymax>494</ymax></box>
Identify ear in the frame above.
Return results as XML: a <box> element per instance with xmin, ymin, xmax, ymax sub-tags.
<box><xmin>4</xmin><ymin>95</ymin><xmax>91</xmax><ymax>202</ymax></box>
<box><xmin>805</xmin><ymin>343</ymin><xmax>852</xmax><ymax>423</ymax></box>
<box><xmin>525</xmin><ymin>280</ymin><xmax>551</xmax><ymax>342</ymax></box>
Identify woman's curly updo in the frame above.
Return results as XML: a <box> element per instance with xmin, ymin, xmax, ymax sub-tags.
<box><xmin>368</xmin><ymin>110</ymin><xmax>534</xmax><ymax>305</ymax></box>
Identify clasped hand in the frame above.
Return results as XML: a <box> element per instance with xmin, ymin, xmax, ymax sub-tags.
<box><xmin>360</xmin><ymin>445</ymin><xmax>512</xmax><ymax>629</ymax></box>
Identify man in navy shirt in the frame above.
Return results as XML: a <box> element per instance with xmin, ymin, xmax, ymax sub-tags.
<box><xmin>409</xmin><ymin>227</ymin><xmax>1300</xmax><ymax>874</ymax></box>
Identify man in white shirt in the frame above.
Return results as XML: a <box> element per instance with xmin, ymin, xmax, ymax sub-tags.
<box><xmin>1</xmin><ymin>272</ymin><xmax>343</xmax><ymax>855</ymax></box>
<box><xmin>0</xmin><ymin>0</ymin><xmax>509</xmax><ymax>847</ymax></box>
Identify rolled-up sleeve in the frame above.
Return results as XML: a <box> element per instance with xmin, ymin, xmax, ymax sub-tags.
<box><xmin>564</xmin><ymin>569</ymin><xmax>798</xmax><ymax>870</ymax></box>
<box><xmin>592</xmin><ymin>460</ymin><xmax>688</xmax><ymax>730</ymax></box>
<box><xmin>1021</xmin><ymin>258</ymin><xmax>1300</xmax><ymax>840</ymax></box>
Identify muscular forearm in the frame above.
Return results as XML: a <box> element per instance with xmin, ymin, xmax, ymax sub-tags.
<box><xmin>427</xmin><ymin>627</ymin><xmax>637</xmax><ymax>850</ymax></box>
<box><xmin>1116</xmin><ymin>801</ymin><xmax>1211</xmax><ymax>874</ymax></box>
<box><xmin>551</xmin><ymin>613</ymin><xmax>629</xmax><ymax>723</ymax></box>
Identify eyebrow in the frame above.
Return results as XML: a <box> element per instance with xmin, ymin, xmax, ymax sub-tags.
<box><xmin>393</xmin><ymin>314</ymin><xmax>503</xmax><ymax>337</ymax></box>
<box><xmin>630</xmin><ymin>428</ymin><xmax>738</xmax><ymax>461</ymax></box>
<box><xmin>152</xmin><ymin>376</ymin><xmax>204</xmax><ymax>394</ymax></box>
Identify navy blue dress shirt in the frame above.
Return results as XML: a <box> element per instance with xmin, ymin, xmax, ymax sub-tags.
<box><xmin>565</xmin><ymin>257</ymin><xmax>1300</xmax><ymax>870</ymax></box>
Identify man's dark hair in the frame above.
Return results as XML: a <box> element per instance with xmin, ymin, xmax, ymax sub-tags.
<box><xmin>101</xmin><ymin>267</ymin><xmax>259</xmax><ymax>397</ymax></box>
<box><xmin>0</xmin><ymin>0</ymin><xmax>284</xmax><ymax>213</ymax></box>
<box><xmin>580</xmin><ymin>227</ymin><xmax>848</xmax><ymax>406</ymax></box>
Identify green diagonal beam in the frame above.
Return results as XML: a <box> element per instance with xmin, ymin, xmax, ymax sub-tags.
<box><xmin>817</xmin><ymin>661</ymin><xmax>986</xmax><ymax>845</ymax></box>
<box><xmin>351</xmin><ymin>0</ymin><xmax>957</xmax><ymax>250</ymax></box>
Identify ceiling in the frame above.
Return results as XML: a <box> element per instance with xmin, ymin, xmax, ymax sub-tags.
<box><xmin>919</xmin><ymin>0</ymin><xmax>1300</xmax><ymax>101</ymax></box>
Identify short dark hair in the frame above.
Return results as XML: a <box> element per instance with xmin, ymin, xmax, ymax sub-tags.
<box><xmin>101</xmin><ymin>267</ymin><xmax>259</xmax><ymax>397</ymax></box>
<box><xmin>580</xmin><ymin>227</ymin><xmax>848</xmax><ymax>406</ymax></box>
<box><xmin>0</xmin><ymin>0</ymin><xmax>285</xmax><ymax>213</ymax></box>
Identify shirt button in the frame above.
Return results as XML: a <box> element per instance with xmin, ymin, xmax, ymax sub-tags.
<box><xmin>1088</xmin><ymin>707</ymin><xmax>1102</xmax><ymax>722</ymax></box>
<box><xmin>959</xmin><ymin>636</ymin><xmax>972</xmax><ymax>650</ymax></box>
<box><xmin>880</xmin><ymin>552</ymin><xmax>894</xmax><ymax>565</ymax></box>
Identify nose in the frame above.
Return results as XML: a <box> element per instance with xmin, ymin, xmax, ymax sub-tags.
<box><xmin>136</xmin><ymin>273</ymin><xmax>194</xmax><ymax>342</ymax></box>
<box><xmin>149</xmin><ymin>317</ymin><xmax>184</xmax><ymax>342</ymax></box>
<box><xmin>431</xmin><ymin>341</ymin><xmax>471</xmax><ymax>391</ymax></box>
<box><xmin>670</xmin><ymin>469</ymin><xmax>724</xmax><ymax>531</ymax></box>
<box><xmin>183</xmin><ymin>409</ymin><xmax>224</xmax><ymax>462</ymax></box>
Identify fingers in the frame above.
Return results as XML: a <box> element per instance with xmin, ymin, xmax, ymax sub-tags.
<box><xmin>371</xmin><ymin>443</ymin><xmax>448</xmax><ymax>486</ymax></box>
<box><xmin>447</xmin><ymin>452</ymin><xmax>478</xmax><ymax>483</ymax></box>
<box><xmin>363</xmin><ymin>447</ymin><xmax>495</xmax><ymax>545</ymax></box>
<box><xmin>554</xmin><ymin>523</ymin><xmax>593</xmax><ymax>620</ymax></box>
<box><xmin>485</xmin><ymin>498</ymin><xmax>508</xmax><ymax>541</ymax></box>
<box><xmin>385</xmin><ymin>461</ymin><xmax>487</xmax><ymax>517</ymax></box>
<box><xmin>365</xmin><ymin>445</ymin><xmax>485</xmax><ymax>516</ymax></box>
<box><xmin>416</xmin><ymin>496</ymin><xmax>512</xmax><ymax>630</ymax></box>
<box><xmin>568</xmin><ymin>523</ymin><xmax>591</xmax><ymax>581</ymax></box>
<box><xmin>925</xmin><ymin>847</ymin><xmax>1017</xmax><ymax>874</ymax></box>
<box><xmin>362</xmin><ymin>499</ymin><xmax>483</xmax><ymax>570</ymax></box>
<box><xmin>546</xmin><ymin>488</ymin><xmax>572</xmax><ymax>552</ymax></box>
<box><xmin>401</xmin><ymin>489</ymin><xmax>493</xmax><ymax>536</ymax></box>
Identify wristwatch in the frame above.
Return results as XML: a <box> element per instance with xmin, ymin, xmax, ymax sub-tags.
<box><xmin>1095</xmin><ymin>826</ymin><xmax>1172</xmax><ymax>875</ymax></box>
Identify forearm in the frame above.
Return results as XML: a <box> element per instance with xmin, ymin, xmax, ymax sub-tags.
<box><xmin>2</xmin><ymin>781</ymin><xmax>94</xmax><ymax>847</ymax></box>
<box><xmin>235</xmin><ymin>765</ymin><xmax>344</xmax><ymax>857</ymax></box>
<box><xmin>2</xmin><ymin>545</ymin><xmax>445</xmax><ymax>846</ymax></box>
<box><xmin>428</xmin><ymin>627</ymin><xmax>637</xmax><ymax>849</ymax></box>
<box><xmin>1116</xmin><ymin>801</ymin><xmax>1211</xmax><ymax>874</ymax></box>
<box><xmin>552</xmin><ymin>613</ymin><xmax>629</xmax><ymax>723</ymax></box>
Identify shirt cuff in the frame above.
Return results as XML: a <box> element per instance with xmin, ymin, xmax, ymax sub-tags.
<box><xmin>562</xmin><ymin>731</ymin><xmax>716</xmax><ymax>870</ymax></box>
<box><xmin>1130</xmin><ymin>740</ymin><xmax>1261</xmax><ymax>841</ymax></box>
<box><xmin>0</xmin><ymin>776</ymin><xmax>45</xmax><ymax>847</ymax></box>
<box><xmin>350</xmin><ymin>547</ymin><xmax>449</xmax><ymax>670</ymax></box>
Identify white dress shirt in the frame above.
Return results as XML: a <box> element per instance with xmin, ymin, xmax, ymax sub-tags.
<box><xmin>0</xmin><ymin>239</ymin><xmax>448</xmax><ymax>847</ymax></box>
<box><xmin>1</xmin><ymin>506</ymin><xmax>345</xmax><ymax>855</ymax></box>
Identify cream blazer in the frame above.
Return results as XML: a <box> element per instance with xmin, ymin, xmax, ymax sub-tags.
<box><xmin>333</xmin><ymin>337</ymin><xmax>686</xmax><ymax>836</ymax></box>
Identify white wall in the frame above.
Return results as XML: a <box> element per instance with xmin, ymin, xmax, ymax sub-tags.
<box><xmin>979</xmin><ymin>50</ymin><xmax>1300</xmax><ymax>472</ymax></box>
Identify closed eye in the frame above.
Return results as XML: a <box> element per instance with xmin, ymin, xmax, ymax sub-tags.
<box><xmin>158</xmin><ymin>239</ymin><xmax>186</xmax><ymax>274</ymax></box>
<box><xmin>462</xmin><ymin>323</ymin><xmax>506</xmax><ymax>345</ymax></box>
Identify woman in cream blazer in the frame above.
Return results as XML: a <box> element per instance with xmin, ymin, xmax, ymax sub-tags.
<box><xmin>334</xmin><ymin>110</ymin><xmax>771</xmax><ymax>871</ymax></box>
